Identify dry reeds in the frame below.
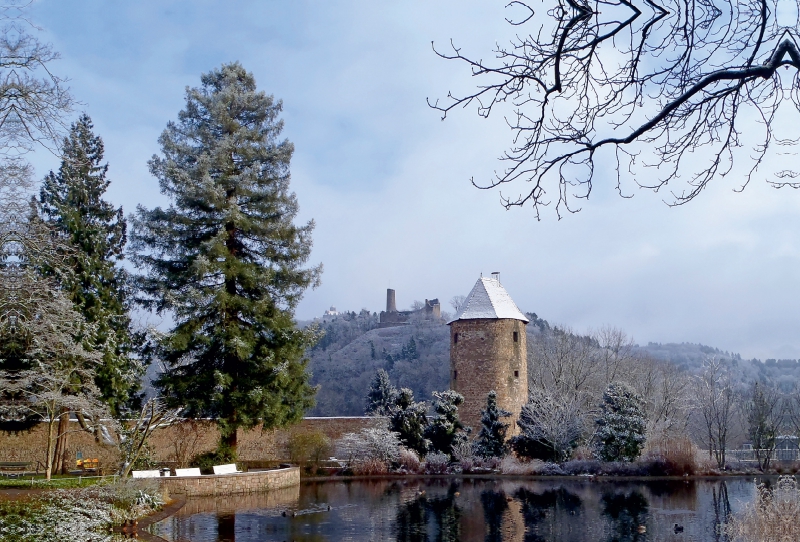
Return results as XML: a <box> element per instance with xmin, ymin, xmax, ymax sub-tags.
<box><xmin>727</xmin><ymin>475</ymin><xmax>800</xmax><ymax>542</ymax></box>
<box><xmin>500</xmin><ymin>456</ymin><xmax>544</xmax><ymax>475</ymax></box>
<box><xmin>643</xmin><ymin>436</ymin><xmax>698</xmax><ymax>475</ymax></box>
<box><xmin>397</xmin><ymin>447</ymin><xmax>421</xmax><ymax>474</ymax></box>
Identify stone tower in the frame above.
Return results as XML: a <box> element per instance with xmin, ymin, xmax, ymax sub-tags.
<box><xmin>448</xmin><ymin>275</ymin><xmax>528</xmax><ymax>436</ymax></box>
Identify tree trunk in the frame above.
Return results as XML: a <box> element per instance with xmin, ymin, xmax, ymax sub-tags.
<box><xmin>45</xmin><ymin>418</ymin><xmax>55</xmax><ymax>481</ymax></box>
<box><xmin>53</xmin><ymin>409</ymin><xmax>70</xmax><ymax>474</ymax></box>
<box><xmin>221</xmin><ymin>429</ymin><xmax>237</xmax><ymax>455</ymax></box>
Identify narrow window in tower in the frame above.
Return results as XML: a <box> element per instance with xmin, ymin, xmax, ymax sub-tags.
<box><xmin>454</xmin><ymin>333</ymin><xmax>459</xmax><ymax>344</ymax></box>
<box><xmin>514</xmin><ymin>370</ymin><xmax>519</xmax><ymax>378</ymax></box>
<box><xmin>454</xmin><ymin>370</ymin><xmax>458</xmax><ymax>380</ymax></box>
<box><xmin>513</xmin><ymin>331</ymin><xmax>519</xmax><ymax>342</ymax></box>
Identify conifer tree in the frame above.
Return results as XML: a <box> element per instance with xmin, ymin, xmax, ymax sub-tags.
<box><xmin>39</xmin><ymin>114</ymin><xmax>135</xmax><ymax>414</ymax></box>
<box><xmin>131</xmin><ymin>63</ymin><xmax>321</xmax><ymax>454</ymax></box>
<box><xmin>388</xmin><ymin>388</ymin><xmax>429</xmax><ymax>456</ymax></box>
<box><xmin>365</xmin><ymin>369</ymin><xmax>396</xmax><ymax>416</ymax></box>
<box><xmin>474</xmin><ymin>390</ymin><xmax>510</xmax><ymax>458</ymax></box>
<box><xmin>424</xmin><ymin>390</ymin><xmax>467</xmax><ymax>458</ymax></box>
<box><xmin>594</xmin><ymin>382</ymin><xmax>646</xmax><ymax>462</ymax></box>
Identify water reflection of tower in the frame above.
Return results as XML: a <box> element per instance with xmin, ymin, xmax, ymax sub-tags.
<box><xmin>448</xmin><ymin>274</ymin><xmax>528</xmax><ymax>435</ymax></box>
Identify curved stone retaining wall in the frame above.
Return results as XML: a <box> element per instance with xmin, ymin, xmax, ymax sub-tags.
<box><xmin>160</xmin><ymin>467</ymin><xmax>300</xmax><ymax>498</ymax></box>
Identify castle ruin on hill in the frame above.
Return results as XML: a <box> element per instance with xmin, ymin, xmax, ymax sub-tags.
<box><xmin>379</xmin><ymin>288</ymin><xmax>441</xmax><ymax>328</ymax></box>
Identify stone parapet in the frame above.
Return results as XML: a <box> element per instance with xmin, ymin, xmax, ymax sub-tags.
<box><xmin>160</xmin><ymin>467</ymin><xmax>300</xmax><ymax>498</ymax></box>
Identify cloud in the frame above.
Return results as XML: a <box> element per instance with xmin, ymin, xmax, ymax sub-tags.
<box><xmin>27</xmin><ymin>0</ymin><xmax>800</xmax><ymax>360</ymax></box>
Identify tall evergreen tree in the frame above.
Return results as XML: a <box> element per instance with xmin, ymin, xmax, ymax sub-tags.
<box><xmin>39</xmin><ymin>114</ymin><xmax>136</xmax><ymax>414</ymax></box>
<box><xmin>365</xmin><ymin>369</ymin><xmax>396</xmax><ymax>416</ymax></box>
<box><xmin>474</xmin><ymin>390</ymin><xmax>511</xmax><ymax>458</ymax></box>
<box><xmin>131</xmin><ymin>63</ymin><xmax>322</xmax><ymax>454</ymax></box>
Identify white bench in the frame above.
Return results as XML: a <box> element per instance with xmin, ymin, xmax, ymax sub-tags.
<box><xmin>131</xmin><ymin>469</ymin><xmax>161</xmax><ymax>478</ymax></box>
<box><xmin>175</xmin><ymin>467</ymin><xmax>202</xmax><ymax>477</ymax></box>
<box><xmin>212</xmin><ymin>463</ymin><xmax>241</xmax><ymax>475</ymax></box>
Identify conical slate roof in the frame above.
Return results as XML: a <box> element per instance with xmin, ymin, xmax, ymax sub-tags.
<box><xmin>448</xmin><ymin>276</ymin><xmax>529</xmax><ymax>324</ymax></box>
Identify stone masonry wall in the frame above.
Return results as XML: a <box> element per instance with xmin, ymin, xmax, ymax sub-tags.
<box><xmin>160</xmin><ymin>466</ymin><xmax>300</xmax><ymax>498</ymax></box>
<box><xmin>0</xmin><ymin>417</ymin><xmax>383</xmax><ymax>470</ymax></box>
<box><xmin>450</xmin><ymin>319</ymin><xmax>528</xmax><ymax>436</ymax></box>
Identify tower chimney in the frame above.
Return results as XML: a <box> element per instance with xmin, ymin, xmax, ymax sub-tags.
<box><xmin>386</xmin><ymin>289</ymin><xmax>397</xmax><ymax>312</ymax></box>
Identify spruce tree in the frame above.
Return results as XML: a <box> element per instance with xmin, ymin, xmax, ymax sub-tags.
<box><xmin>365</xmin><ymin>369</ymin><xmax>397</xmax><ymax>416</ymax></box>
<box><xmin>424</xmin><ymin>390</ymin><xmax>467</xmax><ymax>458</ymax></box>
<box><xmin>388</xmin><ymin>388</ymin><xmax>429</xmax><ymax>456</ymax></box>
<box><xmin>131</xmin><ymin>63</ymin><xmax>321</xmax><ymax>453</ymax></box>
<box><xmin>38</xmin><ymin>114</ymin><xmax>135</xmax><ymax>414</ymax></box>
<box><xmin>474</xmin><ymin>390</ymin><xmax>511</xmax><ymax>458</ymax></box>
<box><xmin>594</xmin><ymin>382</ymin><xmax>646</xmax><ymax>462</ymax></box>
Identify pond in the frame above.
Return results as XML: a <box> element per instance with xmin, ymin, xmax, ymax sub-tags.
<box><xmin>151</xmin><ymin>476</ymin><xmax>767</xmax><ymax>541</ymax></box>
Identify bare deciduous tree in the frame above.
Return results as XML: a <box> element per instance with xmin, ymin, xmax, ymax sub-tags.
<box><xmin>694</xmin><ymin>358</ymin><xmax>737</xmax><ymax>469</ymax></box>
<box><xmin>432</xmin><ymin>0</ymin><xmax>800</xmax><ymax>217</ymax></box>
<box><xmin>119</xmin><ymin>398</ymin><xmax>182</xmax><ymax>478</ymax></box>
<box><xmin>515</xmin><ymin>387</ymin><xmax>584</xmax><ymax>461</ymax></box>
<box><xmin>743</xmin><ymin>381</ymin><xmax>784</xmax><ymax>471</ymax></box>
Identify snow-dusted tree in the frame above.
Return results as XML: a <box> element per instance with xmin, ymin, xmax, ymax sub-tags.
<box><xmin>388</xmin><ymin>388</ymin><xmax>429</xmax><ymax>456</ymax></box>
<box><xmin>335</xmin><ymin>427</ymin><xmax>401</xmax><ymax>469</ymax></box>
<box><xmin>474</xmin><ymin>390</ymin><xmax>510</xmax><ymax>458</ymax></box>
<box><xmin>131</xmin><ymin>62</ymin><xmax>322</xmax><ymax>454</ymax></box>
<box><xmin>119</xmin><ymin>398</ymin><xmax>182</xmax><ymax>478</ymax></box>
<box><xmin>634</xmin><ymin>356</ymin><xmax>693</xmax><ymax>441</ymax></box>
<box><xmin>511</xmin><ymin>387</ymin><xmax>583</xmax><ymax>462</ymax></box>
<box><xmin>745</xmin><ymin>382</ymin><xmax>783</xmax><ymax>472</ymax></box>
<box><xmin>0</xmin><ymin>279</ymin><xmax>114</xmax><ymax>479</ymax></box>
<box><xmin>449</xmin><ymin>295</ymin><xmax>466</xmax><ymax>313</ymax></box>
<box><xmin>528</xmin><ymin>326</ymin><xmax>598</xmax><ymax>404</ymax></box>
<box><xmin>594</xmin><ymin>382</ymin><xmax>647</xmax><ymax>462</ymax></box>
<box><xmin>424</xmin><ymin>390</ymin><xmax>467</xmax><ymax>458</ymax></box>
<box><xmin>365</xmin><ymin>369</ymin><xmax>396</xmax><ymax>416</ymax></box>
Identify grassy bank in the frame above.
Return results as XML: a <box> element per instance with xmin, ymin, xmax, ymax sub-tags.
<box><xmin>0</xmin><ymin>479</ymin><xmax>164</xmax><ymax>541</ymax></box>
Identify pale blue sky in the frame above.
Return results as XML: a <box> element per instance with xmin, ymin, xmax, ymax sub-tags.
<box><xmin>27</xmin><ymin>0</ymin><xmax>800</xmax><ymax>359</ymax></box>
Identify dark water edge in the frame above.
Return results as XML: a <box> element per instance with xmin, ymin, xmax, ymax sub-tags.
<box><xmin>152</xmin><ymin>476</ymin><xmax>774</xmax><ymax>542</ymax></box>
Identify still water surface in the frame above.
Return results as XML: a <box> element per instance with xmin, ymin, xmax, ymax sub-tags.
<box><xmin>152</xmin><ymin>476</ymin><xmax>768</xmax><ymax>541</ymax></box>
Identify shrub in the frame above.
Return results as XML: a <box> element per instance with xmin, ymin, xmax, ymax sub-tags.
<box><xmin>288</xmin><ymin>430</ymin><xmax>332</xmax><ymax>468</ymax></box>
<box><xmin>561</xmin><ymin>459</ymin><xmax>602</xmax><ymax>475</ymax></box>
<box><xmin>451</xmin><ymin>439</ymin><xmax>476</xmax><ymax>473</ymax></box>
<box><xmin>352</xmin><ymin>458</ymin><xmax>390</xmax><ymax>475</ymax></box>
<box><xmin>512</xmin><ymin>388</ymin><xmax>583</xmax><ymax>462</ymax></box>
<box><xmin>336</xmin><ymin>427</ymin><xmax>401</xmax><ymax>472</ymax></box>
<box><xmin>190</xmin><ymin>446</ymin><xmax>237</xmax><ymax>475</ymax></box>
<box><xmin>499</xmin><ymin>456</ymin><xmax>543</xmax><ymax>475</ymax></box>
<box><xmin>593</xmin><ymin>382</ymin><xmax>646</xmax><ymax>462</ymax></box>
<box><xmin>509</xmin><ymin>434</ymin><xmax>562</xmax><ymax>462</ymax></box>
<box><xmin>538</xmin><ymin>462</ymin><xmax>566</xmax><ymax>475</ymax></box>
<box><xmin>424</xmin><ymin>452</ymin><xmax>450</xmax><ymax>474</ymax></box>
<box><xmin>397</xmin><ymin>447</ymin><xmax>421</xmax><ymax>473</ymax></box>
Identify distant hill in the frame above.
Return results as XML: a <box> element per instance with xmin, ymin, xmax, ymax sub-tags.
<box><xmin>305</xmin><ymin>311</ymin><xmax>449</xmax><ymax>416</ymax></box>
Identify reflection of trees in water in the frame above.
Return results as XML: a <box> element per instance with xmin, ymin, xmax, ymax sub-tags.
<box><xmin>217</xmin><ymin>512</ymin><xmax>235</xmax><ymax>542</ymax></box>
<box><xmin>395</xmin><ymin>481</ymin><xmax>462</xmax><ymax>542</ymax></box>
<box><xmin>601</xmin><ymin>490</ymin><xmax>649</xmax><ymax>542</ymax></box>
<box><xmin>515</xmin><ymin>486</ymin><xmax>583</xmax><ymax>542</ymax></box>
<box><xmin>480</xmin><ymin>489</ymin><xmax>509</xmax><ymax>542</ymax></box>
<box><xmin>712</xmin><ymin>481</ymin><xmax>731</xmax><ymax>542</ymax></box>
